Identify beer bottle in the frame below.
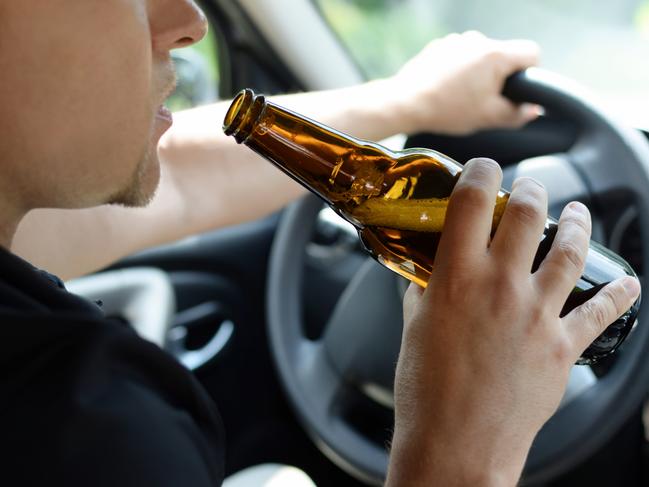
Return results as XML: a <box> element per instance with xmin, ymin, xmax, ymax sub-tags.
<box><xmin>223</xmin><ymin>88</ymin><xmax>640</xmax><ymax>364</ymax></box>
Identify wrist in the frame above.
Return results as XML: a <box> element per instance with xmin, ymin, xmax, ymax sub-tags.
<box><xmin>347</xmin><ymin>77</ymin><xmax>423</xmax><ymax>138</ymax></box>
<box><xmin>368</xmin><ymin>77</ymin><xmax>422</xmax><ymax>136</ymax></box>
<box><xmin>386</xmin><ymin>427</ymin><xmax>530</xmax><ymax>487</ymax></box>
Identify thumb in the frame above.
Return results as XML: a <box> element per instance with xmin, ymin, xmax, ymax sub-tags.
<box><xmin>565</xmin><ymin>277</ymin><xmax>640</xmax><ymax>356</ymax></box>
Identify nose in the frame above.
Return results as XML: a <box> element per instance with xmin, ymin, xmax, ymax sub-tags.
<box><xmin>150</xmin><ymin>0</ymin><xmax>208</xmax><ymax>51</ymax></box>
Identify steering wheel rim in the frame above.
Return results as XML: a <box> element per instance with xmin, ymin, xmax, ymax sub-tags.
<box><xmin>267</xmin><ymin>67</ymin><xmax>649</xmax><ymax>485</ymax></box>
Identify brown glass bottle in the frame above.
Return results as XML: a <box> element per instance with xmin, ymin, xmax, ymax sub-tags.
<box><xmin>223</xmin><ymin>88</ymin><xmax>640</xmax><ymax>365</ymax></box>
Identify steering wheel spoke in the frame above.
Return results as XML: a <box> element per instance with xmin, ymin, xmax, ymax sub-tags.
<box><xmin>571</xmin><ymin>136</ymin><xmax>649</xmax><ymax>199</ymax></box>
<box><xmin>295</xmin><ymin>341</ymin><xmax>346</xmax><ymax>422</ymax></box>
<box><xmin>294</xmin><ymin>340</ymin><xmax>389</xmax><ymax>484</ymax></box>
<box><xmin>322</xmin><ymin>259</ymin><xmax>403</xmax><ymax>395</ymax></box>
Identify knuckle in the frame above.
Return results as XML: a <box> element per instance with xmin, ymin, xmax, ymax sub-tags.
<box><xmin>506</xmin><ymin>195</ymin><xmax>545</xmax><ymax>227</ymax></box>
<box><xmin>551</xmin><ymin>336</ymin><xmax>573</xmax><ymax>363</ymax></box>
<box><xmin>522</xmin><ymin>305</ymin><xmax>547</xmax><ymax>338</ymax></box>
<box><xmin>451</xmin><ymin>181</ymin><xmax>493</xmax><ymax>208</ymax></box>
<box><xmin>601</xmin><ymin>283</ymin><xmax>627</xmax><ymax>317</ymax></box>
<box><xmin>581</xmin><ymin>298</ymin><xmax>610</xmax><ymax>331</ymax></box>
<box><xmin>554</xmin><ymin>239</ymin><xmax>586</xmax><ymax>271</ymax></box>
<box><xmin>562</xmin><ymin>212</ymin><xmax>591</xmax><ymax>236</ymax></box>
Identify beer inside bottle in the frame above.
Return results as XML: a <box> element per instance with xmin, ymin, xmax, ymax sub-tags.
<box><xmin>223</xmin><ymin>88</ymin><xmax>640</xmax><ymax>365</ymax></box>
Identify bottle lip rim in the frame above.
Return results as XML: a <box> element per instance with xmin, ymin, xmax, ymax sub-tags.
<box><xmin>223</xmin><ymin>88</ymin><xmax>255</xmax><ymax>138</ymax></box>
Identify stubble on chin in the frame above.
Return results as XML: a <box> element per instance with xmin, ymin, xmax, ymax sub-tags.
<box><xmin>106</xmin><ymin>147</ymin><xmax>159</xmax><ymax>208</ymax></box>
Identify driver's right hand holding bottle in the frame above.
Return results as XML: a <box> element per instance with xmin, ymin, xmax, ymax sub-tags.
<box><xmin>221</xmin><ymin>65</ymin><xmax>640</xmax><ymax>484</ymax></box>
<box><xmin>386</xmin><ymin>159</ymin><xmax>641</xmax><ymax>486</ymax></box>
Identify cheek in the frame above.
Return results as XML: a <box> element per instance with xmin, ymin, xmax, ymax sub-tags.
<box><xmin>0</xmin><ymin>1</ymin><xmax>154</xmax><ymax>205</ymax></box>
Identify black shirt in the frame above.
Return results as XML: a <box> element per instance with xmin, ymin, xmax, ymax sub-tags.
<box><xmin>0</xmin><ymin>248</ymin><xmax>225</xmax><ymax>486</ymax></box>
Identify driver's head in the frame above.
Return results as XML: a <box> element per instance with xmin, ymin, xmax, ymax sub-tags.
<box><xmin>0</xmin><ymin>1</ymin><xmax>207</xmax><ymax>215</ymax></box>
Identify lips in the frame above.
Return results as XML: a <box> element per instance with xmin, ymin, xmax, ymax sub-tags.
<box><xmin>153</xmin><ymin>105</ymin><xmax>173</xmax><ymax>140</ymax></box>
<box><xmin>156</xmin><ymin>105</ymin><xmax>173</xmax><ymax>123</ymax></box>
<box><xmin>155</xmin><ymin>69</ymin><xmax>176</xmax><ymax>135</ymax></box>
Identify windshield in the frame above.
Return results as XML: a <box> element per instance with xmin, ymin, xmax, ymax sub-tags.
<box><xmin>316</xmin><ymin>0</ymin><xmax>649</xmax><ymax>129</ymax></box>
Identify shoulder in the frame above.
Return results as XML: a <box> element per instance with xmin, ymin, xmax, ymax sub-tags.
<box><xmin>1</xmin><ymin>316</ymin><xmax>224</xmax><ymax>486</ymax></box>
<box><xmin>57</xmin><ymin>375</ymin><xmax>224</xmax><ymax>486</ymax></box>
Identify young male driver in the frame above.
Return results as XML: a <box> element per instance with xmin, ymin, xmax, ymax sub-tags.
<box><xmin>0</xmin><ymin>1</ymin><xmax>640</xmax><ymax>486</ymax></box>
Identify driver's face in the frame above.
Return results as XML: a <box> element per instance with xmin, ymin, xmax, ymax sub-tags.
<box><xmin>0</xmin><ymin>0</ymin><xmax>207</xmax><ymax>211</ymax></box>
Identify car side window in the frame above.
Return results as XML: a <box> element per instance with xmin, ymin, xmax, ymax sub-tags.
<box><xmin>168</xmin><ymin>21</ymin><xmax>220</xmax><ymax>111</ymax></box>
<box><xmin>315</xmin><ymin>0</ymin><xmax>649</xmax><ymax>129</ymax></box>
<box><xmin>314</xmin><ymin>0</ymin><xmax>437</xmax><ymax>79</ymax></box>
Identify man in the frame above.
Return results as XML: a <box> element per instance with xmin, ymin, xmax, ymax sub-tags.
<box><xmin>0</xmin><ymin>1</ymin><xmax>639</xmax><ymax>486</ymax></box>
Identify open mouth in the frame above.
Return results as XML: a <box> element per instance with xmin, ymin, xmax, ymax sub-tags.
<box><xmin>156</xmin><ymin>105</ymin><xmax>173</xmax><ymax>123</ymax></box>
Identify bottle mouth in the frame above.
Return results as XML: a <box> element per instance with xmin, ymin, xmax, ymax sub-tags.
<box><xmin>223</xmin><ymin>88</ymin><xmax>264</xmax><ymax>143</ymax></box>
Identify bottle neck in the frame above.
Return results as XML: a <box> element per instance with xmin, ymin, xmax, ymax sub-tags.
<box><xmin>223</xmin><ymin>89</ymin><xmax>265</xmax><ymax>144</ymax></box>
<box><xmin>223</xmin><ymin>89</ymin><xmax>393</xmax><ymax>206</ymax></box>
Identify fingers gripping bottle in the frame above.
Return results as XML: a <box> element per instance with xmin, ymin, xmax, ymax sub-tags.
<box><xmin>223</xmin><ymin>89</ymin><xmax>640</xmax><ymax>365</ymax></box>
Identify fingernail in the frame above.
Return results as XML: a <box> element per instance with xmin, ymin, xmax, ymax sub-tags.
<box><xmin>464</xmin><ymin>157</ymin><xmax>501</xmax><ymax>175</ymax></box>
<box><xmin>522</xmin><ymin>103</ymin><xmax>543</xmax><ymax>119</ymax></box>
<box><xmin>567</xmin><ymin>201</ymin><xmax>588</xmax><ymax>215</ymax></box>
<box><xmin>621</xmin><ymin>277</ymin><xmax>641</xmax><ymax>299</ymax></box>
<box><xmin>512</xmin><ymin>176</ymin><xmax>544</xmax><ymax>190</ymax></box>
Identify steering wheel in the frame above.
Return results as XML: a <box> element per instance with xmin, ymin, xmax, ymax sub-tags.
<box><xmin>266</xmin><ymin>68</ymin><xmax>649</xmax><ymax>485</ymax></box>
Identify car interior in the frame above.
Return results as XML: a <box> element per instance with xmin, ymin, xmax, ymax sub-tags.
<box><xmin>67</xmin><ymin>1</ymin><xmax>649</xmax><ymax>485</ymax></box>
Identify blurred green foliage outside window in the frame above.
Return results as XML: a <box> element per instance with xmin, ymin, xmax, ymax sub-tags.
<box><xmin>316</xmin><ymin>0</ymin><xmax>649</xmax><ymax>128</ymax></box>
